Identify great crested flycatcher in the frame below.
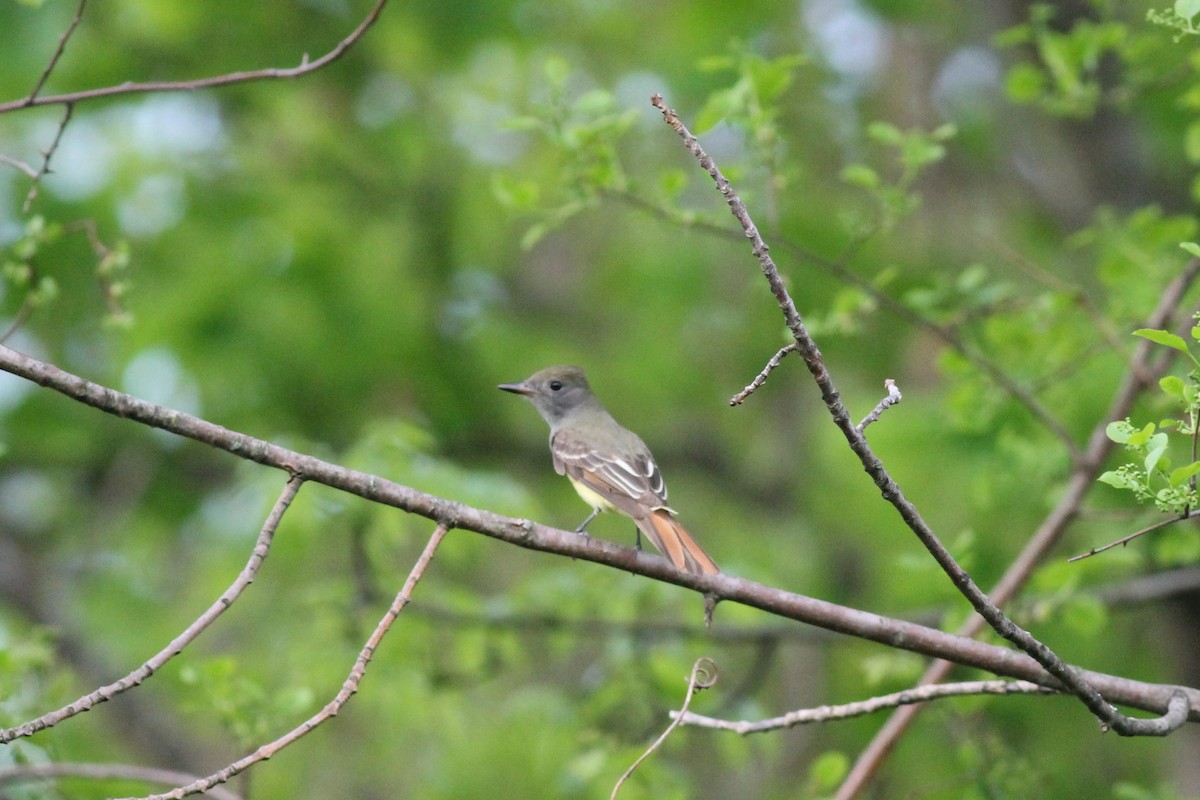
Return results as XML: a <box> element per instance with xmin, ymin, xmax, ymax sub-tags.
<box><xmin>499</xmin><ymin>365</ymin><xmax>720</xmax><ymax>575</ymax></box>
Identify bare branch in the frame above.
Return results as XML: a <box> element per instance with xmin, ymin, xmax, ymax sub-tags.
<box><xmin>0</xmin><ymin>343</ymin><xmax>1196</xmax><ymax>723</ymax></box>
<box><xmin>0</xmin><ymin>762</ymin><xmax>241</xmax><ymax>800</ymax></box>
<box><xmin>856</xmin><ymin>379</ymin><xmax>902</xmax><ymax>433</ymax></box>
<box><xmin>730</xmin><ymin>344</ymin><xmax>798</xmax><ymax>405</ymax></box>
<box><xmin>1114</xmin><ymin>691</ymin><xmax>1191</xmax><ymax>736</ymax></box>
<box><xmin>0</xmin><ymin>300</ymin><xmax>34</xmax><ymax>346</ymax></box>
<box><xmin>835</xmin><ymin>220</ymin><xmax>1200</xmax><ymax>799</ymax></box>
<box><xmin>0</xmin><ymin>475</ymin><xmax>302</xmax><ymax>743</ymax></box>
<box><xmin>611</xmin><ymin>658</ymin><xmax>718</xmax><ymax>799</ymax></box>
<box><xmin>0</xmin><ymin>154</ymin><xmax>39</xmax><ymax>178</ymax></box>
<box><xmin>677</xmin><ymin>680</ymin><xmax>1055</xmax><ymax>734</ymax></box>
<box><xmin>115</xmin><ymin>522</ymin><xmax>450</xmax><ymax>800</ymax></box>
<box><xmin>22</xmin><ymin>102</ymin><xmax>74</xmax><ymax>212</ymax></box>
<box><xmin>608</xmin><ymin>188</ymin><xmax>1086</xmax><ymax>461</ymax></box>
<box><xmin>650</xmin><ymin>92</ymin><xmax>1186</xmax><ymax>737</ymax></box>
<box><xmin>1068</xmin><ymin>511</ymin><xmax>1195</xmax><ymax>562</ymax></box>
<box><xmin>26</xmin><ymin>0</ymin><xmax>89</xmax><ymax>104</ymax></box>
<box><xmin>0</xmin><ymin>0</ymin><xmax>388</xmax><ymax>114</ymax></box>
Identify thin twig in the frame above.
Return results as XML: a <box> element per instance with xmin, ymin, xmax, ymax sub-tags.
<box><xmin>0</xmin><ymin>154</ymin><xmax>39</xmax><ymax>178</ymax></box>
<box><xmin>1068</xmin><ymin>511</ymin><xmax>1195</xmax><ymax>562</ymax></box>
<box><xmin>0</xmin><ymin>0</ymin><xmax>388</xmax><ymax>114</ymax></box>
<box><xmin>676</xmin><ymin>680</ymin><xmax>1055</xmax><ymax>734</ymax></box>
<box><xmin>0</xmin><ymin>300</ymin><xmax>34</xmax><ymax>346</ymax></box>
<box><xmin>23</xmin><ymin>102</ymin><xmax>73</xmax><ymax>212</ymax></box>
<box><xmin>856</xmin><ymin>379</ymin><xmax>902</xmax><ymax>432</ymax></box>
<box><xmin>611</xmin><ymin>658</ymin><xmax>718</xmax><ymax>799</ymax></box>
<box><xmin>607</xmin><ymin>189</ymin><xmax>1085</xmax><ymax>462</ymax></box>
<box><xmin>0</xmin><ymin>476</ymin><xmax>302</xmax><ymax>743</ymax></box>
<box><xmin>730</xmin><ymin>344</ymin><xmax>797</xmax><ymax>405</ymax></box>
<box><xmin>0</xmin><ymin>763</ymin><xmax>240</xmax><ymax>800</ymax></box>
<box><xmin>651</xmin><ymin>92</ymin><xmax>1186</xmax><ymax>737</ymax></box>
<box><xmin>25</xmin><ymin>0</ymin><xmax>88</xmax><ymax>104</ymax></box>
<box><xmin>116</xmin><ymin>522</ymin><xmax>450</xmax><ymax>800</ymax></box>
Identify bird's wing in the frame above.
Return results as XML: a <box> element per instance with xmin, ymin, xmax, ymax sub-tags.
<box><xmin>551</xmin><ymin>429</ymin><xmax>669</xmax><ymax>516</ymax></box>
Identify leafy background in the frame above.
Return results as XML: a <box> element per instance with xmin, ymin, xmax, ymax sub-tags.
<box><xmin>1</xmin><ymin>0</ymin><xmax>1199</xmax><ymax>798</ymax></box>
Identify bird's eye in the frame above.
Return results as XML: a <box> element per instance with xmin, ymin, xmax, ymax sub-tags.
<box><xmin>549</xmin><ymin>380</ymin><xmax>563</xmax><ymax>391</ymax></box>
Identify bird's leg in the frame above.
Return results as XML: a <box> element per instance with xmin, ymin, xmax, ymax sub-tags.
<box><xmin>574</xmin><ymin>508</ymin><xmax>599</xmax><ymax>536</ymax></box>
<box><xmin>633</xmin><ymin>527</ymin><xmax>643</xmax><ymax>551</ymax></box>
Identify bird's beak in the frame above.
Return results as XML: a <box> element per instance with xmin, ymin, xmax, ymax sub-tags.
<box><xmin>498</xmin><ymin>380</ymin><xmax>534</xmax><ymax>396</ymax></box>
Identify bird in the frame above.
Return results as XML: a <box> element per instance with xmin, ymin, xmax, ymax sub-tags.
<box><xmin>498</xmin><ymin>365</ymin><xmax>719</xmax><ymax>575</ymax></box>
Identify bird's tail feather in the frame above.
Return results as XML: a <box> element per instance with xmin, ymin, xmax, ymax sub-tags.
<box><xmin>637</xmin><ymin>510</ymin><xmax>719</xmax><ymax>575</ymax></box>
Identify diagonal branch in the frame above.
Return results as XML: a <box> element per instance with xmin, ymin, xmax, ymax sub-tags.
<box><xmin>22</xmin><ymin>102</ymin><xmax>73</xmax><ymax>212</ymax></box>
<box><xmin>26</xmin><ymin>0</ymin><xmax>89</xmax><ymax>104</ymax></box>
<box><xmin>0</xmin><ymin>343</ymin><xmax>1196</xmax><ymax>724</ymax></box>
<box><xmin>609</xmin><ymin>189</ymin><xmax>1085</xmax><ymax>461</ymax></box>
<box><xmin>835</xmin><ymin>257</ymin><xmax>1200</xmax><ymax>799</ymax></box>
<box><xmin>0</xmin><ymin>475</ymin><xmax>302</xmax><ymax>743</ymax></box>
<box><xmin>0</xmin><ymin>0</ymin><xmax>387</xmax><ymax>114</ymax></box>
<box><xmin>114</xmin><ymin>522</ymin><xmax>450</xmax><ymax>800</ymax></box>
<box><xmin>650</xmin><ymin>92</ymin><xmax>1191</xmax><ymax>737</ymax></box>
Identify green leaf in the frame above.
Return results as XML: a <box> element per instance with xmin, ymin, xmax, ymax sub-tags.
<box><xmin>1177</xmin><ymin>0</ymin><xmax>1200</xmax><ymax>22</ymax></box>
<box><xmin>1004</xmin><ymin>62</ymin><xmax>1046</xmax><ymax>103</ymax></box>
<box><xmin>1098</xmin><ymin>470</ymin><xmax>1138</xmax><ymax>490</ymax></box>
<box><xmin>1105</xmin><ymin>419</ymin><xmax>1135</xmax><ymax>444</ymax></box>
<box><xmin>1183</xmin><ymin>241</ymin><xmax>1200</xmax><ymax>258</ymax></box>
<box><xmin>1169</xmin><ymin>460</ymin><xmax>1200</xmax><ymax>486</ymax></box>
<box><xmin>1133</xmin><ymin>328</ymin><xmax>1190</xmax><ymax>353</ymax></box>
<box><xmin>1159</xmin><ymin>375</ymin><xmax>1186</xmax><ymax>399</ymax></box>
<box><xmin>866</xmin><ymin>121</ymin><xmax>903</xmax><ymax>145</ymax></box>
<box><xmin>1125</xmin><ymin>421</ymin><xmax>1157</xmax><ymax>447</ymax></box>
<box><xmin>1144</xmin><ymin>432</ymin><xmax>1169</xmax><ymax>473</ymax></box>
<box><xmin>841</xmin><ymin>163</ymin><xmax>880</xmax><ymax>189</ymax></box>
<box><xmin>694</xmin><ymin>85</ymin><xmax>745</xmax><ymax>133</ymax></box>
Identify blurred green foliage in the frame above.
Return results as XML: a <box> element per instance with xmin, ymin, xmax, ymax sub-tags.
<box><xmin>2</xmin><ymin>1</ymin><xmax>1199</xmax><ymax>798</ymax></box>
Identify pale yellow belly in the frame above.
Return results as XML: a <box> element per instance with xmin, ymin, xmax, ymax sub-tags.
<box><xmin>568</xmin><ymin>476</ymin><xmax>618</xmax><ymax>513</ymax></box>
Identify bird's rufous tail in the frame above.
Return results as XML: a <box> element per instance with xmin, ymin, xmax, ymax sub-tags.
<box><xmin>637</xmin><ymin>510</ymin><xmax>719</xmax><ymax>575</ymax></box>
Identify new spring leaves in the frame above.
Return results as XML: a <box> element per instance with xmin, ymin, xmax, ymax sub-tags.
<box><xmin>1100</xmin><ymin>321</ymin><xmax>1200</xmax><ymax>517</ymax></box>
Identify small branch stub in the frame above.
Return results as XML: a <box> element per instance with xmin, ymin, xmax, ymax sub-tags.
<box><xmin>857</xmin><ymin>379</ymin><xmax>902</xmax><ymax>433</ymax></box>
<box><xmin>731</xmin><ymin>344</ymin><xmax>799</xmax><ymax>405</ymax></box>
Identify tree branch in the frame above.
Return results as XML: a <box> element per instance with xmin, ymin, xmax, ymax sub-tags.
<box><xmin>115</xmin><ymin>522</ymin><xmax>450</xmax><ymax>800</ymax></box>
<box><xmin>0</xmin><ymin>0</ymin><xmax>388</xmax><ymax>114</ymax></box>
<box><xmin>649</xmin><ymin>93</ymin><xmax>1193</xmax><ymax>737</ymax></box>
<box><xmin>25</xmin><ymin>0</ymin><xmax>89</xmax><ymax>104</ymax></box>
<box><xmin>856</xmin><ymin>379</ymin><xmax>902</xmax><ymax>433</ymax></box>
<box><xmin>0</xmin><ymin>343</ymin><xmax>1196</xmax><ymax>724</ymax></box>
<box><xmin>608</xmin><ymin>188</ymin><xmax>1085</xmax><ymax>461</ymax></box>
<box><xmin>0</xmin><ymin>476</ymin><xmax>301</xmax><ymax>743</ymax></box>
<box><xmin>835</xmin><ymin>256</ymin><xmax>1200</xmax><ymax>799</ymax></box>
<box><xmin>676</xmin><ymin>680</ymin><xmax>1056</xmax><ymax>734</ymax></box>
<box><xmin>0</xmin><ymin>762</ymin><xmax>241</xmax><ymax>800</ymax></box>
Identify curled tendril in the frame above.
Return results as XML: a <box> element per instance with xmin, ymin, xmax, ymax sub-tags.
<box><xmin>691</xmin><ymin>658</ymin><xmax>719</xmax><ymax>691</ymax></box>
